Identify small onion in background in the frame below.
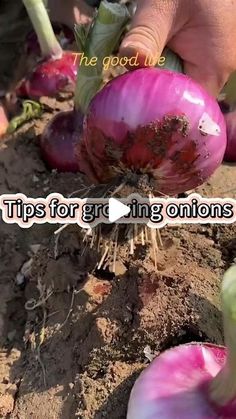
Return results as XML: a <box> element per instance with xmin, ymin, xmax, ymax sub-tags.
<box><xmin>40</xmin><ymin>110</ymin><xmax>84</xmax><ymax>172</ymax></box>
<box><xmin>82</xmin><ymin>68</ymin><xmax>227</xmax><ymax>196</ymax></box>
<box><xmin>17</xmin><ymin>52</ymin><xmax>77</xmax><ymax>99</ymax></box>
<box><xmin>40</xmin><ymin>0</ymin><xmax>130</xmax><ymax>173</ymax></box>
<box><xmin>127</xmin><ymin>265</ymin><xmax>236</xmax><ymax>418</ymax></box>
<box><xmin>17</xmin><ymin>0</ymin><xmax>78</xmax><ymax>99</ymax></box>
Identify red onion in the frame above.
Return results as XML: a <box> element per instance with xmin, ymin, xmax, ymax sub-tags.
<box><xmin>224</xmin><ymin>111</ymin><xmax>236</xmax><ymax>162</ymax></box>
<box><xmin>19</xmin><ymin>0</ymin><xmax>77</xmax><ymax>99</ymax></box>
<box><xmin>40</xmin><ymin>1</ymin><xmax>129</xmax><ymax>173</ymax></box>
<box><xmin>127</xmin><ymin>266</ymin><xmax>236</xmax><ymax>418</ymax></box>
<box><xmin>17</xmin><ymin>52</ymin><xmax>77</xmax><ymax>99</ymax></box>
<box><xmin>0</xmin><ymin>105</ymin><xmax>9</xmax><ymax>137</ymax></box>
<box><xmin>82</xmin><ymin>68</ymin><xmax>227</xmax><ymax>195</ymax></box>
<box><xmin>40</xmin><ymin>110</ymin><xmax>84</xmax><ymax>172</ymax></box>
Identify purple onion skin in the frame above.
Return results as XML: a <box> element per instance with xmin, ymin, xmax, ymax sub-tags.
<box><xmin>224</xmin><ymin>111</ymin><xmax>236</xmax><ymax>162</ymax></box>
<box><xmin>127</xmin><ymin>343</ymin><xmax>236</xmax><ymax>419</ymax></box>
<box><xmin>83</xmin><ymin>68</ymin><xmax>227</xmax><ymax>196</ymax></box>
<box><xmin>40</xmin><ymin>110</ymin><xmax>84</xmax><ymax>172</ymax></box>
<box><xmin>17</xmin><ymin>52</ymin><xmax>77</xmax><ymax>99</ymax></box>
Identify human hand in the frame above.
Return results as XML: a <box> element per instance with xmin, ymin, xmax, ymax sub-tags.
<box><xmin>120</xmin><ymin>0</ymin><xmax>236</xmax><ymax>97</ymax></box>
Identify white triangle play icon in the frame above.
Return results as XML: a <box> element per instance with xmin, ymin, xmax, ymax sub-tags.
<box><xmin>109</xmin><ymin>198</ymin><xmax>131</xmax><ymax>223</ymax></box>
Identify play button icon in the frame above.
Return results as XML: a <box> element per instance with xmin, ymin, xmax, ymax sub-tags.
<box><xmin>108</xmin><ymin>198</ymin><xmax>131</xmax><ymax>223</ymax></box>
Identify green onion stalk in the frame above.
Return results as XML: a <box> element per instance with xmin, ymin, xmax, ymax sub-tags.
<box><xmin>8</xmin><ymin>0</ymin><xmax>64</xmax><ymax>133</ymax></box>
<box><xmin>74</xmin><ymin>0</ymin><xmax>130</xmax><ymax>114</ymax></box>
<box><xmin>38</xmin><ymin>1</ymin><xmax>130</xmax><ymax>174</ymax></box>
<box><xmin>22</xmin><ymin>0</ymin><xmax>62</xmax><ymax>59</ymax></box>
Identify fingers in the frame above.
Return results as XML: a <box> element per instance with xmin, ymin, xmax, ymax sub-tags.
<box><xmin>167</xmin><ymin>1</ymin><xmax>236</xmax><ymax>97</ymax></box>
<box><xmin>180</xmin><ymin>35</ymin><xmax>236</xmax><ymax>97</ymax></box>
<box><xmin>184</xmin><ymin>62</ymin><xmax>230</xmax><ymax>98</ymax></box>
<box><xmin>120</xmin><ymin>0</ymin><xmax>177</xmax><ymax>67</ymax></box>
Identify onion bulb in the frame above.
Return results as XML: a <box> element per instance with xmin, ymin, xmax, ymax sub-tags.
<box><xmin>40</xmin><ymin>0</ymin><xmax>129</xmax><ymax>172</ymax></box>
<box><xmin>127</xmin><ymin>265</ymin><xmax>236</xmax><ymax>418</ymax></box>
<box><xmin>82</xmin><ymin>68</ymin><xmax>227</xmax><ymax>195</ymax></box>
<box><xmin>17</xmin><ymin>52</ymin><xmax>77</xmax><ymax>99</ymax></box>
<box><xmin>40</xmin><ymin>110</ymin><xmax>84</xmax><ymax>172</ymax></box>
<box><xmin>19</xmin><ymin>0</ymin><xmax>77</xmax><ymax>99</ymax></box>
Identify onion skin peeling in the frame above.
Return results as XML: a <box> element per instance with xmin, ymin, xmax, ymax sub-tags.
<box><xmin>127</xmin><ymin>265</ymin><xmax>236</xmax><ymax>419</ymax></box>
<box><xmin>17</xmin><ymin>0</ymin><xmax>77</xmax><ymax>99</ymax></box>
<box><xmin>82</xmin><ymin>68</ymin><xmax>227</xmax><ymax>195</ymax></box>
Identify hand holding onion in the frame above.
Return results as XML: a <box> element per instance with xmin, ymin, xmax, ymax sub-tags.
<box><xmin>120</xmin><ymin>0</ymin><xmax>236</xmax><ymax>97</ymax></box>
<box><xmin>40</xmin><ymin>0</ymin><xmax>227</xmax><ymax>192</ymax></box>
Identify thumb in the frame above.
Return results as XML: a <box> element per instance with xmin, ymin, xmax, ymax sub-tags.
<box><xmin>120</xmin><ymin>0</ymin><xmax>176</xmax><ymax>66</ymax></box>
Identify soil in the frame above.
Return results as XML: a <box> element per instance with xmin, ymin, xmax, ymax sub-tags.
<box><xmin>1</xmin><ymin>86</ymin><xmax>236</xmax><ymax>419</ymax></box>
